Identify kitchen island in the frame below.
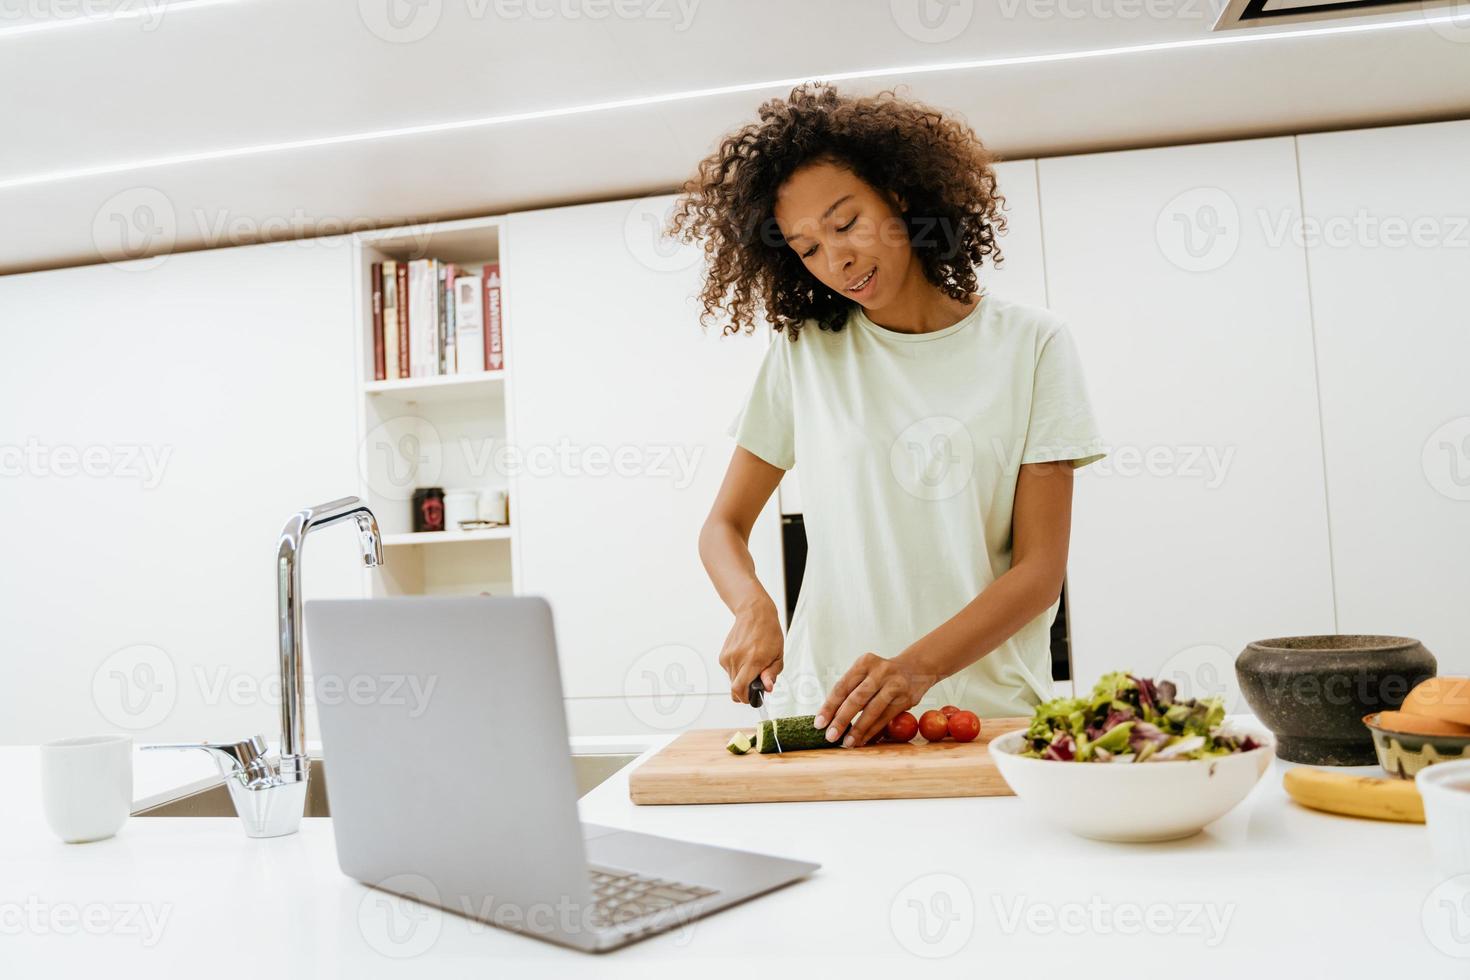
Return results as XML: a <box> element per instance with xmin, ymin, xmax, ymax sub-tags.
<box><xmin>3</xmin><ymin>735</ymin><xmax>1464</xmax><ymax>977</ymax></box>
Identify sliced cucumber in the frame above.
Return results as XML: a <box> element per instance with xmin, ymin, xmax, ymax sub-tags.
<box><xmin>755</xmin><ymin>715</ymin><xmax>845</xmax><ymax>753</ymax></box>
<box><xmin>725</xmin><ymin>731</ymin><xmax>753</xmax><ymax>755</ymax></box>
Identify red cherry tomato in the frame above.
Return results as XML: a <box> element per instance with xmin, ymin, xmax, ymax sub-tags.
<box><xmin>918</xmin><ymin>709</ymin><xmax>950</xmax><ymax>742</ymax></box>
<box><xmin>940</xmin><ymin>705</ymin><xmax>960</xmax><ymax>717</ymax></box>
<box><xmin>885</xmin><ymin>711</ymin><xmax>919</xmax><ymax>743</ymax></box>
<box><xmin>948</xmin><ymin>710</ymin><xmax>981</xmax><ymax>743</ymax></box>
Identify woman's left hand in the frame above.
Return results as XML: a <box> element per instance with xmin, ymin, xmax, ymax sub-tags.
<box><xmin>813</xmin><ymin>651</ymin><xmax>939</xmax><ymax>747</ymax></box>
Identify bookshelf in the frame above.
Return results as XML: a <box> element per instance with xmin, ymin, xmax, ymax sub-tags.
<box><xmin>352</xmin><ymin>215</ymin><xmax>518</xmax><ymax>599</ymax></box>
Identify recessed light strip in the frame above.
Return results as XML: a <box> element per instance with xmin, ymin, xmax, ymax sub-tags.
<box><xmin>1</xmin><ymin>11</ymin><xmax>1463</xmax><ymax>193</ymax></box>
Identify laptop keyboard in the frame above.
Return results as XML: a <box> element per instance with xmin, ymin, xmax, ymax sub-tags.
<box><xmin>587</xmin><ymin>867</ymin><xmax>717</xmax><ymax>927</ymax></box>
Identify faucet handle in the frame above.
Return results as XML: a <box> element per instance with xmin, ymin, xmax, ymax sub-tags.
<box><xmin>143</xmin><ymin>735</ymin><xmax>276</xmax><ymax>786</ymax></box>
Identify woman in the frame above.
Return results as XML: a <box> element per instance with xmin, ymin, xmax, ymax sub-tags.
<box><xmin>669</xmin><ymin>83</ymin><xmax>1106</xmax><ymax>748</ymax></box>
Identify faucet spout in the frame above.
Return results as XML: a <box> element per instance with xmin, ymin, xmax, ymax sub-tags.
<box><xmin>276</xmin><ymin>496</ymin><xmax>383</xmax><ymax>779</ymax></box>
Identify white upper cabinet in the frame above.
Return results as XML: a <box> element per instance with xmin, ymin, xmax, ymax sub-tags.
<box><xmin>984</xmin><ymin>158</ymin><xmax>1049</xmax><ymax>310</ymax></box>
<box><xmin>1297</xmin><ymin>120</ymin><xmax>1470</xmax><ymax>671</ymax></box>
<box><xmin>0</xmin><ymin>241</ymin><xmax>364</xmax><ymax>744</ymax></box>
<box><xmin>1038</xmin><ymin>137</ymin><xmax>1336</xmax><ymax>695</ymax></box>
<box><xmin>504</xmin><ymin>196</ymin><xmax>783</xmax><ymax>702</ymax></box>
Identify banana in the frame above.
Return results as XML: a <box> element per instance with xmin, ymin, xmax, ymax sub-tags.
<box><xmin>1282</xmin><ymin>767</ymin><xmax>1425</xmax><ymax>823</ymax></box>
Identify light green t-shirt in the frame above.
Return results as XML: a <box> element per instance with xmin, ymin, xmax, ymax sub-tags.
<box><xmin>727</xmin><ymin>294</ymin><xmax>1107</xmax><ymax>718</ymax></box>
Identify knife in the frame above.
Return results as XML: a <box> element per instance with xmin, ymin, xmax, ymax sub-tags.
<box><xmin>748</xmin><ymin>677</ymin><xmax>781</xmax><ymax>753</ymax></box>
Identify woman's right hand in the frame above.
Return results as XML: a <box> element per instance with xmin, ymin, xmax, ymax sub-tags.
<box><xmin>719</xmin><ymin>596</ymin><xmax>785</xmax><ymax>703</ymax></box>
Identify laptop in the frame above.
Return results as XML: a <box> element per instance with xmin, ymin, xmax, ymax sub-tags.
<box><xmin>304</xmin><ymin>595</ymin><xmax>818</xmax><ymax>952</ymax></box>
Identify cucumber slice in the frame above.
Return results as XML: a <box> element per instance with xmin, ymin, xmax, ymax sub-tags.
<box><xmin>755</xmin><ymin>715</ymin><xmax>845</xmax><ymax>753</ymax></box>
<box><xmin>725</xmin><ymin>731</ymin><xmax>753</xmax><ymax>755</ymax></box>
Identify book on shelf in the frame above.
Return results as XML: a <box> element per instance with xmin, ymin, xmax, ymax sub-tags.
<box><xmin>408</xmin><ymin>258</ymin><xmax>441</xmax><ymax>379</ymax></box>
<box><xmin>453</xmin><ymin>273</ymin><xmax>484</xmax><ymax>374</ymax></box>
<box><xmin>483</xmin><ymin>262</ymin><xmax>504</xmax><ymax>372</ymax></box>
<box><xmin>382</xmin><ymin>259</ymin><xmax>400</xmax><ymax>380</ymax></box>
<box><xmin>395</xmin><ymin>262</ymin><xmax>409</xmax><ymax>379</ymax></box>
<box><xmin>370</xmin><ymin>261</ymin><xmax>385</xmax><ymax>381</ymax></box>
<box><xmin>372</xmin><ymin>257</ymin><xmax>504</xmax><ymax>383</ymax></box>
<box><xmin>439</xmin><ymin>261</ymin><xmax>461</xmax><ymax>375</ymax></box>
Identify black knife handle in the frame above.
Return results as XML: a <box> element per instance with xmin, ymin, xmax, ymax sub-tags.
<box><xmin>747</xmin><ymin>678</ymin><xmax>765</xmax><ymax>708</ymax></box>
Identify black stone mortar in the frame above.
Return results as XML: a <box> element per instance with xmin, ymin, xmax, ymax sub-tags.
<box><xmin>1235</xmin><ymin>635</ymin><xmax>1436</xmax><ymax>765</ymax></box>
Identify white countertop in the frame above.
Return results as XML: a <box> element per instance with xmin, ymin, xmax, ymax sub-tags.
<box><xmin>4</xmin><ymin>737</ymin><xmax>1465</xmax><ymax>978</ymax></box>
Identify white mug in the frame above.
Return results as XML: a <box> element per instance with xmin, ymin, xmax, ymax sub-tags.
<box><xmin>41</xmin><ymin>734</ymin><xmax>132</xmax><ymax>843</ymax></box>
<box><xmin>479</xmin><ymin>487</ymin><xmax>509</xmax><ymax>524</ymax></box>
<box><xmin>443</xmin><ymin>488</ymin><xmax>479</xmax><ymax>530</ymax></box>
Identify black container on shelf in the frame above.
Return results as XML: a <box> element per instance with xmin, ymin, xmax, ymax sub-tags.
<box><xmin>412</xmin><ymin>487</ymin><xmax>445</xmax><ymax>532</ymax></box>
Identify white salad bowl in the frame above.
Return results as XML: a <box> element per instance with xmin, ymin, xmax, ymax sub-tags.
<box><xmin>988</xmin><ymin>725</ymin><xmax>1275</xmax><ymax>843</ymax></box>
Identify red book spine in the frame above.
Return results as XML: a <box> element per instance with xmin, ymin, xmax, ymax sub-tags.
<box><xmin>483</xmin><ymin>262</ymin><xmax>504</xmax><ymax>371</ymax></box>
<box><xmin>370</xmin><ymin>261</ymin><xmax>385</xmax><ymax>381</ymax></box>
<box><xmin>395</xmin><ymin>262</ymin><xmax>411</xmax><ymax>379</ymax></box>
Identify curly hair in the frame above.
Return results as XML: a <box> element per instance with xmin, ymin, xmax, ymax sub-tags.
<box><xmin>666</xmin><ymin>82</ymin><xmax>1007</xmax><ymax>340</ymax></box>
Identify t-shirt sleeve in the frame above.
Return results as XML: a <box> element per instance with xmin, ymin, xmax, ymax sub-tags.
<box><xmin>726</xmin><ymin>335</ymin><xmax>796</xmax><ymax>471</ymax></box>
<box><xmin>1020</xmin><ymin>322</ymin><xmax>1107</xmax><ymax>469</ymax></box>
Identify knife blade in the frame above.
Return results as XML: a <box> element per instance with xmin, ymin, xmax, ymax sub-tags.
<box><xmin>748</xmin><ymin>678</ymin><xmax>781</xmax><ymax>753</ymax></box>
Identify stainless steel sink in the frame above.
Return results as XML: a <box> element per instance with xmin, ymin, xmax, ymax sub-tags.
<box><xmin>132</xmin><ymin>753</ymin><xmax>639</xmax><ymax>818</ymax></box>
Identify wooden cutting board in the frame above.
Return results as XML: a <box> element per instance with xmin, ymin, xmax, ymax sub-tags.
<box><xmin>628</xmin><ymin>717</ymin><xmax>1029</xmax><ymax>805</ymax></box>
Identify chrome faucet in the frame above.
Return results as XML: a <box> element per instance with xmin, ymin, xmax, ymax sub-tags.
<box><xmin>146</xmin><ymin>497</ymin><xmax>383</xmax><ymax>837</ymax></box>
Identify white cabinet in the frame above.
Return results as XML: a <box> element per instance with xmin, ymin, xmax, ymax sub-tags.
<box><xmin>1038</xmin><ymin>137</ymin><xmax>1337</xmax><ymax>694</ymax></box>
<box><xmin>504</xmin><ymin>197</ymin><xmax>784</xmax><ymax>732</ymax></box>
<box><xmin>0</xmin><ymin>241</ymin><xmax>364</xmax><ymax>744</ymax></box>
<box><xmin>985</xmin><ymin>158</ymin><xmax>1050</xmax><ymax>310</ymax></box>
<box><xmin>1298</xmin><ymin>120</ymin><xmax>1470</xmax><ymax>671</ymax></box>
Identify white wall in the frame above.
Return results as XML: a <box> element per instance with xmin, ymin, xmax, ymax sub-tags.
<box><xmin>0</xmin><ymin>240</ymin><xmax>365</xmax><ymax>744</ymax></box>
<box><xmin>1297</xmin><ymin>119</ymin><xmax>1470</xmax><ymax>672</ymax></box>
<box><xmin>1040</xmin><ymin>137</ymin><xmax>1338</xmax><ymax>699</ymax></box>
<box><xmin>505</xmin><ymin>196</ymin><xmax>787</xmax><ymax>737</ymax></box>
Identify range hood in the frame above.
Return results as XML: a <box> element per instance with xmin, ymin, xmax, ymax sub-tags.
<box><xmin>1214</xmin><ymin>0</ymin><xmax>1464</xmax><ymax>30</ymax></box>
